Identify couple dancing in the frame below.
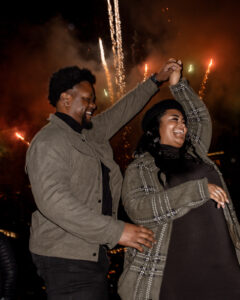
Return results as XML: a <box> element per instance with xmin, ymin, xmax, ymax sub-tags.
<box><xmin>26</xmin><ymin>58</ymin><xmax>240</xmax><ymax>300</ymax></box>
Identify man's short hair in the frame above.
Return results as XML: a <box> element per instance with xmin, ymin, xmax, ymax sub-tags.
<box><xmin>48</xmin><ymin>66</ymin><xmax>96</xmax><ymax>107</ymax></box>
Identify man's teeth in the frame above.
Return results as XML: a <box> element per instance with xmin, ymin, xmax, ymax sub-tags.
<box><xmin>86</xmin><ymin>111</ymin><xmax>92</xmax><ymax>115</ymax></box>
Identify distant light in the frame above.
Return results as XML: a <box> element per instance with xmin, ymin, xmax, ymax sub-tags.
<box><xmin>188</xmin><ymin>64</ymin><xmax>194</xmax><ymax>73</ymax></box>
<box><xmin>0</xmin><ymin>229</ymin><xmax>17</xmax><ymax>239</ymax></box>
<box><xmin>207</xmin><ymin>151</ymin><xmax>224</xmax><ymax>156</ymax></box>
<box><xmin>104</xmin><ymin>89</ymin><xmax>108</xmax><ymax>97</ymax></box>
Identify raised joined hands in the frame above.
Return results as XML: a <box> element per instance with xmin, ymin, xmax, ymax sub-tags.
<box><xmin>155</xmin><ymin>58</ymin><xmax>182</xmax><ymax>85</ymax></box>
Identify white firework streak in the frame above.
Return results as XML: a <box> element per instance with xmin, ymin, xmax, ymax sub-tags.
<box><xmin>107</xmin><ymin>0</ymin><xmax>118</xmax><ymax>93</ymax></box>
<box><xmin>99</xmin><ymin>38</ymin><xmax>115</xmax><ymax>104</ymax></box>
<box><xmin>114</xmin><ymin>0</ymin><xmax>126</xmax><ymax>97</ymax></box>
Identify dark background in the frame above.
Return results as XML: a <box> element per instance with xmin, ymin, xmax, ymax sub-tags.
<box><xmin>0</xmin><ymin>0</ymin><xmax>239</xmax><ymax>298</ymax></box>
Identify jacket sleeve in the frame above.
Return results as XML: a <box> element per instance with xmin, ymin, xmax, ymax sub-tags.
<box><xmin>169</xmin><ymin>78</ymin><xmax>212</xmax><ymax>154</ymax></box>
<box><xmin>121</xmin><ymin>162</ymin><xmax>210</xmax><ymax>227</ymax></box>
<box><xmin>89</xmin><ymin>78</ymin><xmax>158</xmax><ymax>141</ymax></box>
<box><xmin>26</xmin><ymin>140</ymin><xmax>125</xmax><ymax>249</ymax></box>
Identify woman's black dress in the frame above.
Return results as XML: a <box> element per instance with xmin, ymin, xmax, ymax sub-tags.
<box><xmin>158</xmin><ymin>145</ymin><xmax>240</xmax><ymax>300</ymax></box>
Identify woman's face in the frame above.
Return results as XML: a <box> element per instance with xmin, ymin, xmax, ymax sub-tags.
<box><xmin>159</xmin><ymin>109</ymin><xmax>187</xmax><ymax>148</ymax></box>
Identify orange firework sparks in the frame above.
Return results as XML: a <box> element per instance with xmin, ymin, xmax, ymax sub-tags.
<box><xmin>143</xmin><ymin>63</ymin><xmax>148</xmax><ymax>81</ymax></box>
<box><xmin>15</xmin><ymin>132</ymin><xmax>30</xmax><ymax>146</ymax></box>
<box><xmin>199</xmin><ymin>59</ymin><xmax>214</xmax><ymax>99</ymax></box>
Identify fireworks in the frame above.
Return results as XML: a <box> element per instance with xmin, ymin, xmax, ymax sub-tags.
<box><xmin>15</xmin><ymin>132</ymin><xmax>30</xmax><ymax>146</ymax></box>
<box><xmin>106</xmin><ymin>0</ymin><xmax>126</xmax><ymax>98</ymax></box>
<box><xmin>114</xmin><ymin>0</ymin><xmax>126</xmax><ymax>97</ymax></box>
<box><xmin>143</xmin><ymin>63</ymin><xmax>148</xmax><ymax>81</ymax></box>
<box><xmin>104</xmin><ymin>89</ymin><xmax>108</xmax><ymax>97</ymax></box>
<box><xmin>99</xmin><ymin>38</ymin><xmax>114</xmax><ymax>104</ymax></box>
<box><xmin>106</xmin><ymin>0</ymin><xmax>118</xmax><ymax>84</ymax></box>
<box><xmin>199</xmin><ymin>59</ymin><xmax>213</xmax><ymax>99</ymax></box>
<box><xmin>188</xmin><ymin>64</ymin><xmax>194</xmax><ymax>73</ymax></box>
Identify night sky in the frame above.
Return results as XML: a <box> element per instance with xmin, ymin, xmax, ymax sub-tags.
<box><xmin>0</xmin><ymin>0</ymin><xmax>239</xmax><ymax>190</ymax></box>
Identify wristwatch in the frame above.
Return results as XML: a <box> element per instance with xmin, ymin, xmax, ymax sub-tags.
<box><xmin>150</xmin><ymin>73</ymin><xmax>162</xmax><ymax>87</ymax></box>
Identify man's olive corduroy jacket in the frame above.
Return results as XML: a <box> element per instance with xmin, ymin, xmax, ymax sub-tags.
<box><xmin>118</xmin><ymin>79</ymin><xmax>240</xmax><ymax>300</ymax></box>
<box><xmin>25</xmin><ymin>78</ymin><xmax>158</xmax><ymax>262</ymax></box>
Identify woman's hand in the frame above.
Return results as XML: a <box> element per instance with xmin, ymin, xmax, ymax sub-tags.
<box><xmin>155</xmin><ymin>58</ymin><xmax>182</xmax><ymax>83</ymax></box>
<box><xmin>168</xmin><ymin>58</ymin><xmax>182</xmax><ymax>86</ymax></box>
<box><xmin>208</xmin><ymin>183</ymin><xmax>229</xmax><ymax>209</ymax></box>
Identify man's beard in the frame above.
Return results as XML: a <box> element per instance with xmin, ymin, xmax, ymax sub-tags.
<box><xmin>81</xmin><ymin>113</ymin><xmax>93</xmax><ymax>130</ymax></box>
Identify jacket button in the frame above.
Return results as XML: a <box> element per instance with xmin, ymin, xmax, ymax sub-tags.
<box><xmin>93</xmin><ymin>253</ymin><xmax>96</xmax><ymax>256</ymax></box>
<box><xmin>98</xmin><ymin>200</ymin><xmax>102</xmax><ymax>203</ymax></box>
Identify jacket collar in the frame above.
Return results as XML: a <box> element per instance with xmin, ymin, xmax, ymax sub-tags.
<box><xmin>48</xmin><ymin>114</ymin><xmax>96</xmax><ymax>157</ymax></box>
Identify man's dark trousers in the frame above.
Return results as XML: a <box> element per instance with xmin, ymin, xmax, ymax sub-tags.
<box><xmin>32</xmin><ymin>246</ymin><xmax>109</xmax><ymax>300</ymax></box>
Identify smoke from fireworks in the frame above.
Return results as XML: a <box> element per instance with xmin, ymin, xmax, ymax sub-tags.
<box><xmin>199</xmin><ymin>59</ymin><xmax>213</xmax><ymax>99</ymax></box>
<box><xmin>99</xmin><ymin>38</ymin><xmax>114</xmax><ymax>104</ymax></box>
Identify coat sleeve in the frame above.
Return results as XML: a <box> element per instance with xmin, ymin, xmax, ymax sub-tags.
<box><xmin>170</xmin><ymin>78</ymin><xmax>212</xmax><ymax>154</ymax></box>
<box><xmin>121</xmin><ymin>161</ymin><xmax>210</xmax><ymax>227</ymax></box>
<box><xmin>26</xmin><ymin>139</ymin><xmax>125</xmax><ymax>249</ymax></box>
<box><xmin>89</xmin><ymin>78</ymin><xmax>158</xmax><ymax>141</ymax></box>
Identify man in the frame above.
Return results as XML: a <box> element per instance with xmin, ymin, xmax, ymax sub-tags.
<box><xmin>25</xmin><ymin>61</ymin><xmax>177</xmax><ymax>299</ymax></box>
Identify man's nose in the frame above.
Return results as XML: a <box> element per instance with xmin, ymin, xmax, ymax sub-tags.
<box><xmin>90</xmin><ymin>102</ymin><xmax>97</xmax><ymax>110</ymax></box>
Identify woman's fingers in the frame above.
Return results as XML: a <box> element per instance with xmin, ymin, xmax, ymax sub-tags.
<box><xmin>208</xmin><ymin>184</ymin><xmax>229</xmax><ymax>208</ymax></box>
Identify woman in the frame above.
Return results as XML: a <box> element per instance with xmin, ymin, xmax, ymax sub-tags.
<box><xmin>118</xmin><ymin>61</ymin><xmax>240</xmax><ymax>300</ymax></box>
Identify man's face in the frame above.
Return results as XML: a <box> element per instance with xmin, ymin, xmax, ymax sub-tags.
<box><xmin>67</xmin><ymin>81</ymin><xmax>96</xmax><ymax>128</ymax></box>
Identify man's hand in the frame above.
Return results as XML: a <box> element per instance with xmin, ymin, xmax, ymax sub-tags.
<box><xmin>208</xmin><ymin>183</ymin><xmax>229</xmax><ymax>209</ymax></box>
<box><xmin>118</xmin><ymin>223</ymin><xmax>155</xmax><ymax>252</ymax></box>
<box><xmin>155</xmin><ymin>58</ymin><xmax>182</xmax><ymax>84</ymax></box>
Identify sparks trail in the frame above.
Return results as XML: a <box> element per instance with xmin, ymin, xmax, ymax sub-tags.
<box><xmin>199</xmin><ymin>59</ymin><xmax>213</xmax><ymax>99</ymax></box>
<box><xmin>99</xmin><ymin>38</ymin><xmax>114</xmax><ymax>104</ymax></box>
<box><xmin>114</xmin><ymin>0</ymin><xmax>126</xmax><ymax>97</ymax></box>
<box><xmin>143</xmin><ymin>63</ymin><xmax>148</xmax><ymax>81</ymax></box>
<box><xmin>15</xmin><ymin>132</ymin><xmax>30</xmax><ymax>146</ymax></box>
<box><xmin>107</xmin><ymin>0</ymin><xmax>118</xmax><ymax>90</ymax></box>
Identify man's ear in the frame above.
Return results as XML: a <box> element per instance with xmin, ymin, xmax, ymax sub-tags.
<box><xmin>60</xmin><ymin>92</ymin><xmax>71</xmax><ymax>107</ymax></box>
